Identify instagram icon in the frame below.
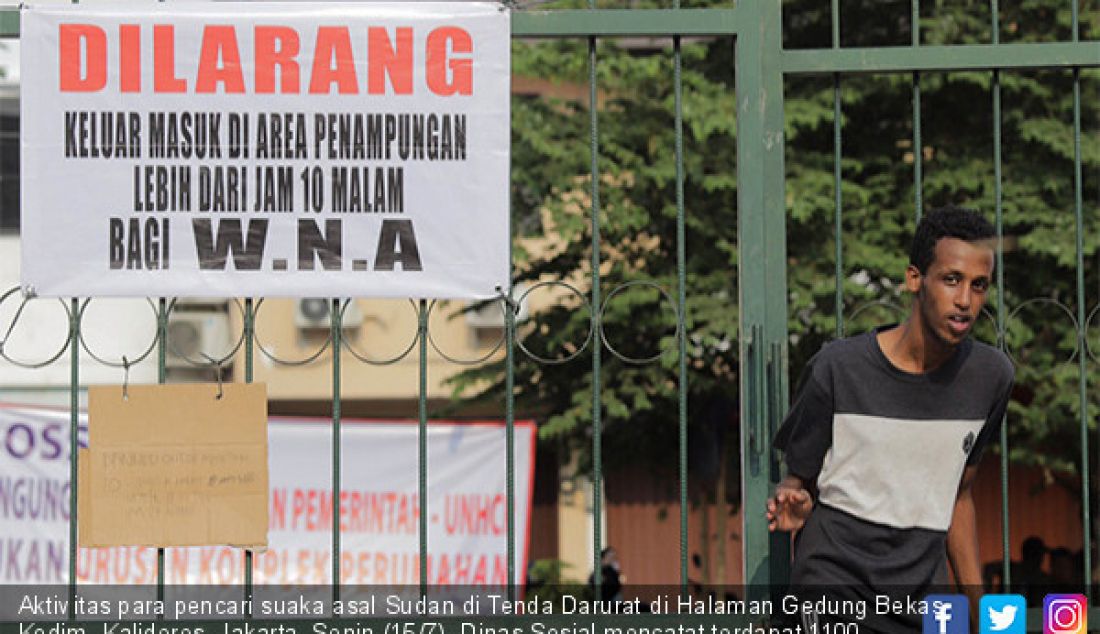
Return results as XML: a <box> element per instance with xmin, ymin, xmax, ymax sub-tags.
<box><xmin>1044</xmin><ymin>594</ymin><xmax>1087</xmax><ymax>634</ymax></box>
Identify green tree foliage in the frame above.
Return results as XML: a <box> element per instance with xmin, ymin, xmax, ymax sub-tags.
<box><xmin>454</xmin><ymin>1</ymin><xmax>1099</xmax><ymax>528</ymax></box>
<box><xmin>455</xmin><ymin>30</ymin><xmax>742</xmax><ymax>479</ymax></box>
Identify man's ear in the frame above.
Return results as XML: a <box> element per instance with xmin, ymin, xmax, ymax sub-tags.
<box><xmin>904</xmin><ymin>264</ymin><xmax>923</xmax><ymax>293</ymax></box>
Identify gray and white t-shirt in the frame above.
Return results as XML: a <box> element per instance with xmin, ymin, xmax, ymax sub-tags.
<box><xmin>774</xmin><ymin>326</ymin><xmax>1014</xmax><ymax>630</ymax></box>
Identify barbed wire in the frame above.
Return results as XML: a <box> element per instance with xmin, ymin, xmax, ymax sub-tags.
<box><xmin>0</xmin><ymin>287</ymin><xmax>73</xmax><ymax>369</ymax></box>
<box><xmin>340</xmin><ymin>299</ymin><xmax>422</xmax><ymax>366</ymax></box>
<box><xmin>514</xmin><ymin>281</ymin><xmax>593</xmax><ymax>365</ymax></box>
<box><xmin>597</xmin><ymin>280</ymin><xmax>681</xmax><ymax>365</ymax></box>
<box><xmin>77</xmin><ymin>298</ymin><xmax>160</xmax><ymax>368</ymax></box>
<box><xmin>249</xmin><ymin>297</ymin><xmax>333</xmax><ymax>367</ymax></box>
<box><xmin>1</xmin><ymin>284</ymin><xmax>1098</xmax><ymax>374</ymax></box>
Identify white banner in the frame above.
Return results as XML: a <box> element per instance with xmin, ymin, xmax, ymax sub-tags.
<box><xmin>0</xmin><ymin>405</ymin><xmax>535</xmax><ymax>586</ymax></box>
<box><xmin>20</xmin><ymin>2</ymin><xmax>510</xmax><ymax>298</ymax></box>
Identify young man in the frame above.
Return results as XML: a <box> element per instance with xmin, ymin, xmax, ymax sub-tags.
<box><xmin>766</xmin><ymin>206</ymin><xmax>1015</xmax><ymax>632</ymax></box>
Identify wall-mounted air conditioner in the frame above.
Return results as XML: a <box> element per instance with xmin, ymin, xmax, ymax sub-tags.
<box><xmin>165</xmin><ymin>311</ymin><xmax>232</xmax><ymax>369</ymax></box>
<box><xmin>295</xmin><ymin>298</ymin><xmax>364</xmax><ymax>330</ymax></box>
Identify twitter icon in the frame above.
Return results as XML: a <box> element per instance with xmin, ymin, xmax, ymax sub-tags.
<box><xmin>980</xmin><ymin>595</ymin><xmax>1026</xmax><ymax>634</ymax></box>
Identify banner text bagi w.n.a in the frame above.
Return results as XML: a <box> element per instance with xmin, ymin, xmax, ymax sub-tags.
<box><xmin>20</xmin><ymin>2</ymin><xmax>510</xmax><ymax>298</ymax></box>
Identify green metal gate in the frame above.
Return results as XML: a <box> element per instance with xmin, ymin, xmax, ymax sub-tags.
<box><xmin>516</xmin><ymin>1</ymin><xmax>1100</xmax><ymax>614</ymax></box>
<box><xmin>0</xmin><ymin>0</ymin><xmax>1097</xmax><ymax>630</ymax></box>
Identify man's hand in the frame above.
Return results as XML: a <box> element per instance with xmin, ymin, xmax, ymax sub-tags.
<box><xmin>766</xmin><ymin>475</ymin><xmax>813</xmax><ymax>532</ymax></box>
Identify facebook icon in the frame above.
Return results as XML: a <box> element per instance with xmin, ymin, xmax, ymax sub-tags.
<box><xmin>923</xmin><ymin>595</ymin><xmax>969</xmax><ymax>634</ymax></box>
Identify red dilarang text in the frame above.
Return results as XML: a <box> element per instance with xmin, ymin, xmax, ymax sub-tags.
<box><xmin>59</xmin><ymin>23</ymin><xmax>474</xmax><ymax>96</ymax></box>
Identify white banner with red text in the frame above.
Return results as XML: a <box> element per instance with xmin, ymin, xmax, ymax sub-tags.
<box><xmin>20</xmin><ymin>2</ymin><xmax>510</xmax><ymax>298</ymax></box>
<box><xmin>0</xmin><ymin>404</ymin><xmax>535</xmax><ymax>586</ymax></box>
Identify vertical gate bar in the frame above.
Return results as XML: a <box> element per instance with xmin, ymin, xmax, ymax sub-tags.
<box><xmin>244</xmin><ymin>300</ymin><xmax>254</xmax><ymax>383</ymax></box>
<box><xmin>833</xmin><ymin>83</ymin><xmax>843</xmax><ymax>339</ymax></box>
<box><xmin>673</xmin><ymin>30</ymin><xmax>689</xmax><ymax>591</ymax></box>
<box><xmin>587</xmin><ymin>26</ymin><xmax>604</xmax><ymax>592</ymax></box>
<box><xmin>67</xmin><ymin>5</ymin><xmax>86</xmax><ymax>604</ymax></box>
<box><xmin>735</xmin><ymin>0</ymin><xmax>787</xmax><ymax>595</ymax></box>
<box><xmin>911</xmin><ymin>0</ymin><xmax>922</xmax><ymax>222</ymax></box>
<box><xmin>1071</xmin><ymin>0</ymin><xmax>1079</xmax><ymax>40</ymax></box>
<box><xmin>68</xmin><ymin>298</ymin><xmax>79</xmax><ymax>617</ymax></box>
<box><xmin>157</xmin><ymin>298</ymin><xmax>167</xmax><ymax>596</ymax></box>
<box><xmin>831</xmin><ymin>0</ymin><xmax>839</xmax><ymax>45</ymax></box>
<box><xmin>331</xmin><ymin>299</ymin><xmax>342</xmax><ymax>600</ymax></box>
<box><xmin>911</xmin><ymin>0</ymin><xmax>919</xmax><ymax>46</ymax></box>
<box><xmin>912</xmin><ymin>74</ymin><xmax>923</xmax><ymax>222</ymax></box>
<box><xmin>418</xmin><ymin>299</ymin><xmax>428</xmax><ymax>597</ymax></box>
<box><xmin>832</xmin><ymin>0</ymin><xmax>843</xmax><ymax>338</ymax></box>
<box><xmin>990</xmin><ymin>0</ymin><xmax>1000</xmax><ymax>48</ymax></box>
<box><xmin>1071</xmin><ymin>65</ymin><xmax>1092</xmax><ymax>601</ymax></box>
<box><xmin>244</xmin><ymin>298</ymin><xmax>255</xmax><ymax>608</ymax></box>
<box><xmin>994</xmin><ymin>70</ymin><xmax>1012</xmax><ymax>588</ymax></box>
<box><xmin>505</xmin><ymin>291</ymin><xmax>516</xmax><ymax>600</ymax></box>
<box><xmin>155</xmin><ymin>0</ymin><xmax>168</xmax><ymax>603</ymax></box>
<box><xmin>506</xmin><ymin>154</ymin><xmax>517</xmax><ymax>602</ymax></box>
<box><xmin>991</xmin><ymin>0</ymin><xmax>1012</xmax><ymax>590</ymax></box>
<box><xmin>1068</xmin><ymin>1</ymin><xmax>1092</xmax><ymax>601</ymax></box>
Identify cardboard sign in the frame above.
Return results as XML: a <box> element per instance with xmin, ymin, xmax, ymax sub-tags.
<box><xmin>79</xmin><ymin>384</ymin><xmax>268</xmax><ymax>548</ymax></box>
<box><xmin>20</xmin><ymin>2</ymin><xmax>510</xmax><ymax>298</ymax></box>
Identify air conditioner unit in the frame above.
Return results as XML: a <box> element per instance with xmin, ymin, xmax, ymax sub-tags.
<box><xmin>295</xmin><ymin>298</ymin><xmax>364</xmax><ymax>330</ymax></box>
<box><xmin>165</xmin><ymin>312</ymin><xmax>232</xmax><ymax>369</ymax></box>
<box><xmin>465</xmin><ymin>288</ymin><xmax>529</xmax><ymax>329</ymax></box>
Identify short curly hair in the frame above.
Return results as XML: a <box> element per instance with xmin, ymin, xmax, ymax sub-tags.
<box><xmin>909</xmin><ymin>205</ymin><xmax>996</xmax><ymax>274</ymax></box>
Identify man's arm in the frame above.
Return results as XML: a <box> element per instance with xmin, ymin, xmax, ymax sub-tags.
<box><xmin>946</xmin><ymin>464</ymin><xmax>982</xmax><ymax>629</ymax></box>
